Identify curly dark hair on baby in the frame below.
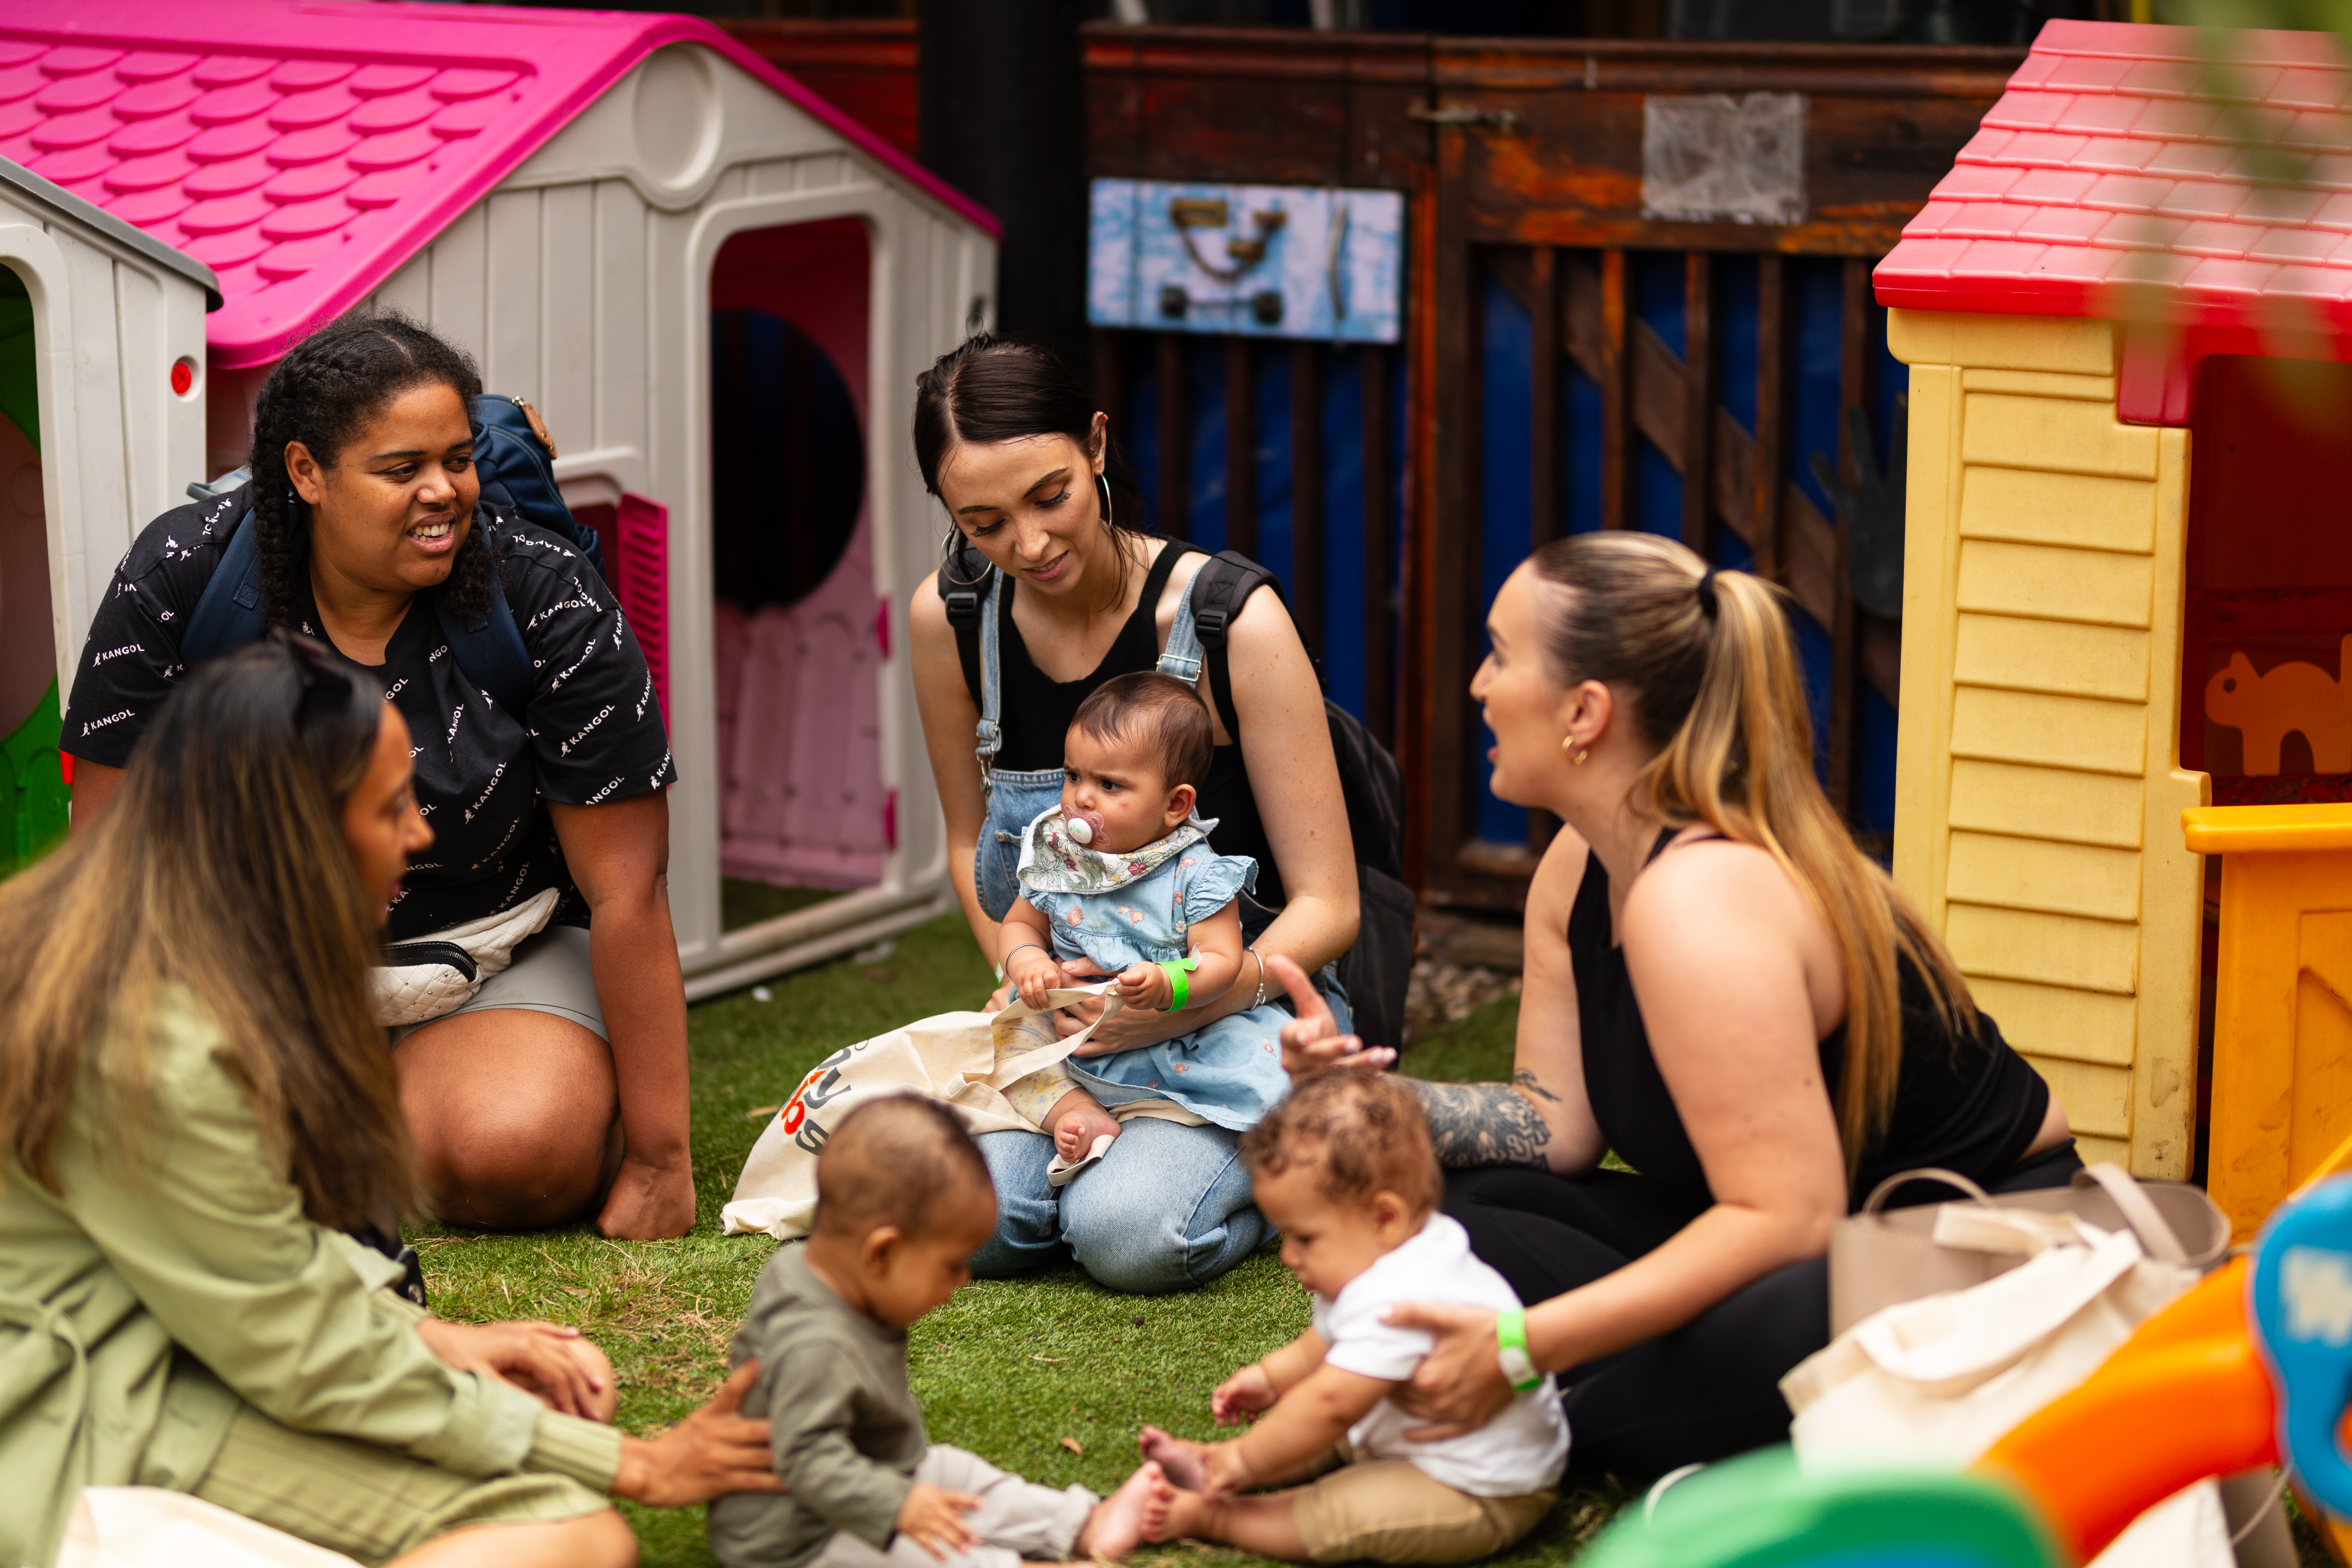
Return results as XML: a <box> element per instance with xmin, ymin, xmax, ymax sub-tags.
<box><xmin>1071</xmin><ymin>671</ymin><xmax>1215</xmax><ymax>792</ymax></box>
<box><xmin>1242</xmin><ymin>1070</ymin><xmax>1442</xmax><ymax>1218</ymax></box>
<box><xmin>248</xmin><ymin>310</ymin><xmax>490</xmax><ymax>629</ymax></box>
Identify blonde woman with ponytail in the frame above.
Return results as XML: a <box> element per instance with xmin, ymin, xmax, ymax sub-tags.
<box><xmin>1267</xmin><ymin>533</ymin><xmax>2074</xmax><ymax>1483</ymax></box>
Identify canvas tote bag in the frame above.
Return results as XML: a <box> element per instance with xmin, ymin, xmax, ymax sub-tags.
<box><xmin>57</xmin><ymin>1488</ymin><xmax>360</xmax><ymax>1568</ymax></box>
<box><xmin>1788</xmin><ymin>1165</ymin><xmax>2241</xmax><ymax>1568</ymax></box>
<box><xmin>721</xmin><ymin>984</ymin><xmax>1129</xmax><ymax>1241</ymax></box>
<box><xmin>1829</xmin><ymin>1163</ymin><xmax>2229</xmax><ymax>1335</ymax></box>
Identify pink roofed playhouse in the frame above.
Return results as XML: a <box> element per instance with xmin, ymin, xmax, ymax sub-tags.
<box><xmin>1876</xmin><ymin>20</ymin><xmax>2352</xmax><ymax>1202</ymax></box>
<box><xmin>0</xmin><ymin>0</ymin><xmax>998</xmax><ymax>994</ymax></box>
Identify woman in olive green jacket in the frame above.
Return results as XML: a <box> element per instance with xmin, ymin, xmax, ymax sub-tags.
<box><xmin>0</xmin><ymin>635</ymin><xmax>779</xmax><ymax>1568</ymax></box>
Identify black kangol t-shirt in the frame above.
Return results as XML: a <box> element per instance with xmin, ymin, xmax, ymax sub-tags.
<box><xmin>63</xmin><ymin>492</ymin><xmax>676</xmax><ymax>943</ymax></box>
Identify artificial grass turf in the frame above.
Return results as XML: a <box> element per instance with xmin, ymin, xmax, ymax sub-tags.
<box><xmin>412</xmin><ymin>917</ymin><xmax>1622</xmax><ymax>1566</ymax></box>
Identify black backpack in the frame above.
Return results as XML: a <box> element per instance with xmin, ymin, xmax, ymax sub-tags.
<box><xmin>178</xmin><ymin>396</ymin><xmax>602</xmax><ymax>708</ymax></box>
<box><xmin>946</xmin><ymin>541</ymin><xmax>1416</xmax><ymax>1050</ymax></box>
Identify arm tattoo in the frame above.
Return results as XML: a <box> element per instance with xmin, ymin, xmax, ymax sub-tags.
<box><xmin>1408</xmin><ymin>1079</ymin><xmax>1555</xmax><ymax>1171</ymax></box>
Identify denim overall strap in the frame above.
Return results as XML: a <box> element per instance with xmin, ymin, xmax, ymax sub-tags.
<box><xmin>1156</xmin><ymin>551</ymin><xmax>1210</xmax><ymax>684</ymax></box>
<box><xmin>974</xmin><ymin>569</ymin><xmax>1006</xmax><ymax>797</ymax></box>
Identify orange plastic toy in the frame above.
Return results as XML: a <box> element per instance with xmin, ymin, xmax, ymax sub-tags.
<box><xmin>1975</xmin><ymin>1257</ymin><xmax>2277</xmax><ymax>1564</ymax></box>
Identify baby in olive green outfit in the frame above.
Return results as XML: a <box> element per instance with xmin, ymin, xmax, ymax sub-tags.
<box><xmin>709</xmin><ymin>1096</ymin><xmax>1162</xmax><ymax>1568</ymax></box>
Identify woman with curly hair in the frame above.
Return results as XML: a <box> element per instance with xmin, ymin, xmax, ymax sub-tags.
<box><xmin>59</xmin><ymin>312</ymin><xmax>690</xmax><ymax>1239</ymax></box>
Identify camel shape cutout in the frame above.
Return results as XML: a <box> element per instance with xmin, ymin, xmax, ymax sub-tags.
<box><xmin>2207</xmin><ymin>638</ymin><xmax>2352</xmax><ymax>775</ymax></box>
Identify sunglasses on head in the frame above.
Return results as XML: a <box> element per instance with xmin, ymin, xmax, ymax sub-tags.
<box><xmin>273</xmin><ymin>629</ymin><xmax>361</xmax><ymax>731</ymax></box>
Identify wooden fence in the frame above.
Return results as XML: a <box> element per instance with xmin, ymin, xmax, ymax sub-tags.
<box><xmin>728</xmin><ymin>21</ymin><xmax>2025</xmax><ymax>910</ymax></box>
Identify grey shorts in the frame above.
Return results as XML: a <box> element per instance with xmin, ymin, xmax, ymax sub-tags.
<box><xmin>391</xmin><ymin>925</ymin><xmax>606</xmax><ymax>1045</ymax></box>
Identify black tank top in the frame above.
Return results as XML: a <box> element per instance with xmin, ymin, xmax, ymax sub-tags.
<box><xmin>949</xmin><ymin>542</ymin><xmax>1283</xmax><ymax>907</ymax></box>
<box><xmin>1571</xmin><ymin>830</ymin><xmax>2051</xmax><ymax>1207</ymax></box>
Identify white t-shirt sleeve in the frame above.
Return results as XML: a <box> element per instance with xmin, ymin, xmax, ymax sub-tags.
<box><xmin>1320</xmin><ymin>1291</ymin><xmax>1432</xmax><ymax>1384</ymax></box>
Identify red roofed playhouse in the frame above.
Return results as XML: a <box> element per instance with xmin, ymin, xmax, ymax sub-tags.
<box><xmin>0</xmin><ymin>0</ymin><xmax>998</xmax><ymax>996</ymax></box>
<box><xmin>1878</xmin><ymin>19</ymin><xmax>2352</xmax><ymax>1213</ymax></box>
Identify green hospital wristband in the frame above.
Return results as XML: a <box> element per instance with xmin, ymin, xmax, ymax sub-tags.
<box><xmin>1496</xmin><ymin>1309</ymin><xmax>1543</xmax><ymax>1393</ymax></box>
<box><xmin>1158</xmin><ymin>956</ymin><xmax>1199</xmax><ymax>1011</ymax></box>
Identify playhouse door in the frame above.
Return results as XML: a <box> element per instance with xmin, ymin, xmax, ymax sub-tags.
<box><xmin>706</xmin><ymin>219</ymin><xmax>888</xmax><ymax>929</ymax></box>
<box><xmin>0</xmin><ymin>262</ymin><xmax>64</xmax><ymax>877</ymax></box>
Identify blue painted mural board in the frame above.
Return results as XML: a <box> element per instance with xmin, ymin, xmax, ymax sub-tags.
<box><xmin>1088</xmin><ymin>178</ymin><xmax>1405</xmax><ymax>343</ymax></box>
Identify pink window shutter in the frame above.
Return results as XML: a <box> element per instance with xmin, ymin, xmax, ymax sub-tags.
<box><xmin>616</xmin><ymin>492</ymin><xmax>669</xmax><ymax>721</ymax></box>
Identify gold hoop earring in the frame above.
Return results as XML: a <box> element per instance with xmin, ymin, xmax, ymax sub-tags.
<box><xmin>1562</xmin><ymin>738</ymin><xmax>1589</xmax><ymax>766</ymax></box>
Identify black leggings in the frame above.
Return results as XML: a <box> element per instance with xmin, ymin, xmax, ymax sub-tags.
<box><xmin>1442</xmin><ymin>1140</ymin><xmax>2084</xmax><ymax>1485</ymax></box>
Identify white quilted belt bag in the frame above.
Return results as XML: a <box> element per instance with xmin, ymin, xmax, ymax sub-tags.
<box><xmin>371</xmin><ymin>885</ymin><xmax>561</xmax><ymax>1029</ymax></box>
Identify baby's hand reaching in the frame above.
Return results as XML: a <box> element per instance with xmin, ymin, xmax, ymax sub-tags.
<box><xmin>1114</xmin><ymin>962</ymin><xmax>1173</xmax><ymax>1011</ymax></box>
<box><xmin>896</xmin><ymin>1481</ymin><xmax>980</xmax><ymax>1559</ymax></box>
<box><xmin>1006</xmin><ymin>946</ymin><xmax>1062</xmax><ymax>1011</ymax></box>
<box><xmin>1210</xmin><ymin>1362</ymin><xmax>1277</xmax><ymax>1425</ymax></box>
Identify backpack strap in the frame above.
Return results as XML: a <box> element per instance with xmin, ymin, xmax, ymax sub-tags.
<box><xmin>940</xmin><ymin>533</ymin><xmax>991</xmax><ymax>633</ymax></box>
<box><xmin>1187</xmin><ymin>550</ymin><xmax>1284</xmax><ymax>743</ymax></box>
<box><xmin>433</xmin><ymin>573</ymin><xmax>533</xmax><ymax>713</ymax></box>
<box><xmin>180</xmin><ymin>487</ymin><xmax>265</xmax><ymax>665</ymax></box>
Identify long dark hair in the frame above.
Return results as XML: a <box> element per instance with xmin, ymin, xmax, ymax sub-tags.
<box><xmin>0</xmin><ymin>635</ymin><xmax>412</xmax><ymax>1230</ymax></box>
<box><xmin>250</xmin><ymin>311</ymin><xmax>490</xmax><ymax>628</ymax></box>
<box><xmin>911</xmin><ymin>334</ymin><xmax>1149</xmax><ymax>567</ymax></box>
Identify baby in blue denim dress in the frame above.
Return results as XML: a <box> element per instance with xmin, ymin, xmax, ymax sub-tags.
<box><xmin>998</xmin><ymin>673</ymin><xmax>1291</xmax><ymax>1180</ymax></box>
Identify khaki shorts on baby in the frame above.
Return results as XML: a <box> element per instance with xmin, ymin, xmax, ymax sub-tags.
<box><xmin>189</xmin><ymin>1405</ymin><xmax>610</xmax><ymax>1566</ymax></box>
<box><xmin>1290</xmin><ymin>1454</ymin><xmax>1555</xmax><ymax>1566</ymax></box>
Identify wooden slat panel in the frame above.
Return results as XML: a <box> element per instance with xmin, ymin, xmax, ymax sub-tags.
<box><xmin>1754</xmin><ymin>254</ymin><xmax>1789</xmax><ymax>579</ymax></box>
<box><xmin>2075</xmin><ymin>1133</ymin><xmax>2131</xmax><ymax>1167</ymax></box>
<box><xmin>1970</xmin><ymin>977</ymin><xmax>2138</xmax><ymax>1067</ymax></box>
<box><xmin>1682</xmin><ymin>252</ymin><xmax>1715</xmax><ymax>560</ymax></box>
<box><xmin>1949</xmin><ymin>687</ymin><xmax>2147</xmax><ymax>776</ymax></box>
<box><xmin>2028</xmin><ymin>1056</ymin><xmax>2134</xmax><ymax>1140</ymax></box>
<box><xmin>1945</xmin><ymin>903</ymin><xmax>2139</xmax><ymax>995</ymax></box>
<box><xmin>1599</xmin><ymin>249</ymin><xmax>1628</xmax><ymax>530</ymax></box>
<box><xmin>1948</xmin><ymin>759</ymin><xmax>2143</xmax><ymax>849</ymax></box>
<box><xmin>1953</xmin><ymin>614</ymin><xmax>2149</xmax><ymax>703</ymax></box>
<box><xmin>1960</xmin><ymin>392</ymin><xmax>2161</xmax><ymax>480</ymax></box>
<box><xmin>1226</xmin><ymin>336</ymin><xmax>1256</xmax><ymax>558</ymax></box>
<box><xmin>1946</xmin><ymin>830</ymin><xmax>2142</xmax><ymax>923</ymax></box>
<box><xmin>1156</xmin><ymin>332</ymin><xmax>1188</xmax><ymax>535</ymax></box>
<box><xmin>1959</xmin><ymin>466</ymin><xmax>2156</xmax><ymax>554</ymax></box>
<box><xmin>1955</xmin><ymin>540</ymin><xmax>2154</xmax><ymax>630</ymax></box>
<box><xmin>1528</xmin><ymin>247</ymin><xmax>1560</xmax><ymax>551</ymax></box>
<box><xmin>1290</xmin><ymin>341</ymin><xmax>1324</xmax><ymax>658</ymax></box>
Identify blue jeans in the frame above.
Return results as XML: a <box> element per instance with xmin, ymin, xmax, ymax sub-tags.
<box><xmin>969</xmin><ymin>1117</ymin><xmax>1265</xmax><ymax>1295</ymax></box>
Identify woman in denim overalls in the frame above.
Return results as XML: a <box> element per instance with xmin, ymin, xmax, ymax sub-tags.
<box><xmin>910</xmin><ymin>336</ymin><xmax>1362</xmax><ymax>1294</ymax></box>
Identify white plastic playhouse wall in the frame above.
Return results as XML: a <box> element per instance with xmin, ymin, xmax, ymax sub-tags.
<box><xmin>353</xmin><ymin>42</ymin><xmax>994</xmax><ymax>997</ymax></box>
<box><xmin>0</xmin><ymin>160</ymin><xmax>212</xmax><ymax>742</ymax></box>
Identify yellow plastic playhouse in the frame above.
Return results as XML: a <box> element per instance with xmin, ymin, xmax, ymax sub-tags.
<box><xmin>1877</xmin><ymin>18</ymin><xmax>2352</xmax><ymax>1212</ymax></box>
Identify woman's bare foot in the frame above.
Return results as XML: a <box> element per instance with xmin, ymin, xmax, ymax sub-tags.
<box><xmin>1077</xmin><ymin>1461</ymin><xmax>1163</xmax><ymax>1560</ymax></box>
<box><xmin>1138</xmin><ymin>1425</ymin><xmax>1211</xmax><ymax>1491</ymax></box>
<box><xmin>1141</xmin><ymin>1466</ymin><xmax>1214</xmax><ymax>1544</ymax></box>
<box><xmin>1051</xmin><ymin>1096</ymin><xmax>1122</xmax><ymax>1162</ymax></box>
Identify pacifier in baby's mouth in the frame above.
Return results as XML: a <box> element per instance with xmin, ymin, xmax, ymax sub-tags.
<box><xmin>1066</xmin><ymin>810</ymin><xmax>1104</xmax><ymax>846</ymax></box>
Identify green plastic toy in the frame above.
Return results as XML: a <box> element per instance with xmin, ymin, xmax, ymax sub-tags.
<box><xmin>1577</xmin><ymin>1448</ymin><xmax>2060</xmax><ymax>1568</ymax></box>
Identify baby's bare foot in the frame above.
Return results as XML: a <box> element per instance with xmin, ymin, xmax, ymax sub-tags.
<box><xmin>1140</xmin><ymin>1466</ymin><xmax>1207</xmax><ymax>1545</ymax></box>
<box><xmin>1054</xmin><ymin>1104</ymin><xmax>1123</xmax><ymax>1162</ymax></box>
<box><xmin>1138</xmin><ymin>1425</ymin><xmax>1210</xmax><ymax>1492</ymax></box>
<box><xmin>1078</xmin><ymin>1460</ymin><xmax>1161</xmax><ymax>1560</ymax></box>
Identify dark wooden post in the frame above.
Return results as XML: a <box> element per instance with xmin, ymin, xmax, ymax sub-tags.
<box><xmin>1156</xmin><ymin>332</ymin><xmax>1189</xmax><ymax>536</ymax></box>
<box><xmin>1753</xmin><ymin>254</ymin><xmax>1791</xmax><ymax>581</ymax></box>
<box><xmin>1528</xmin><ymin>246</ymin><xmax>1561</xmax><ymax>551</ymax></box>
<box><xmin>1225</xmin><ymin>337</ymin><xmax>1256</xmax><ymax>558</ymax></box>
<box><xmin>1361</xmin><ymin>343</ymin><xmax>1395</xmax><ymax>748</ymax></box>
<box><xmin>1828</xmin><ymin>256</ymin><xmax>1876</xmax><ymax>818</ymax></box>
<box><xmin>1599</xmin><ymin>248</ymin><xmax>1630</xmax><ymax>530</ymax></box>
<box><xmin>1290</xmin><ymin>341</ymin><xmax>1325</xmax><ymax>659</ymax></box>
<box><xmin>1680</xmin><ymin>253</ymin><xmax>1715</xmax><ymax>559</ymax></box>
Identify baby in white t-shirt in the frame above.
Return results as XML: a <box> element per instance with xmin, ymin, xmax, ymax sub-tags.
<box><xmin>1126</xmin><ymin>1071</ymin><xmax>1568</xmax><ymax>1564</ymax></box>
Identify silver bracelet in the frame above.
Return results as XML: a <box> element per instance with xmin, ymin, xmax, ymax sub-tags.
<box><xmin>1250</xmin><ymin>949</ymin><xmax>1267</xmax><ymax>1010</ymax></box>
<box><xmin>998</xmin><ymin>941</ymin><xmax>1046</xmax><ymax>983</ymax></box>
